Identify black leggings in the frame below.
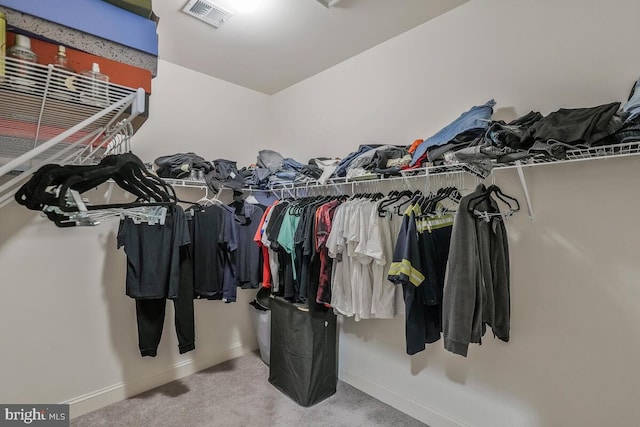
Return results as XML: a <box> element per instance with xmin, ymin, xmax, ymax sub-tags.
<box><xmin>136</xmin><ymin>247</ymin><xmax>195</xmax><ymax>357</ymax></box>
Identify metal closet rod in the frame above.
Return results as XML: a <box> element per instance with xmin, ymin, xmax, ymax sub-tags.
<box><xmin>165</xmin><ymin>164</ymin><xmax>479</xmax><ymax>193</ymax></box>
<box><xmin>246</xmin><ymin>164</ymin><xmax>483</xmax><ymax>193</ymax></box>
<box><xmin>165</xmin><ymin>164</ymin><xmax>481</xmax><ymax>199</ymax></box>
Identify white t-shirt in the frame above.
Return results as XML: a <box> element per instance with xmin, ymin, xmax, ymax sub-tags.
<box><xmin>349</xmin><ymin>200</ymin><xmax>374</xmax><ymax>321</ymax></box>
<box><xmin>366</xmin><ymin>200</ymin><xmax>406</xmax><ymax>318</ymax></box>
<box><xmin>327</xmin><ymin>203</ymin><xmax>353</xmax><ymax>317</ymax></box>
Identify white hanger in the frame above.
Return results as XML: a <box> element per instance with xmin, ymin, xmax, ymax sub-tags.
<box><xmin>196</xmin><ymin>186</ymin><xmax>211</xmax><ymax>204</ymax></box>
<box><xmin>196</xmin><ymin>186</ymin><xmax>222</xmax><ymax>206</ymax></box>
<box><xmin>245</xmin><ymin>192</ymin><xmax>260</xmax><ymax>204</ymax></box>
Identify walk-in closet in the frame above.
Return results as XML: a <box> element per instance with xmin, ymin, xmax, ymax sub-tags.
<box><xmin>1</xmin><ymin>1</ymin><xmax>640</xmax><ymax>426</ymax></box>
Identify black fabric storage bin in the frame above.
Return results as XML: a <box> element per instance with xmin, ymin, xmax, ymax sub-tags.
<box><xmin>268</xmin><ymin>297</ymin><xmax>338</xmax><ymax>407</ymax></box>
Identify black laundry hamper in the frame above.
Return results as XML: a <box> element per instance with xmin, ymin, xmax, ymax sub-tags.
<box><xmin>268</xmin><ymin>297</ymin><xmax>338</xmax><ymax>407</ymax></box>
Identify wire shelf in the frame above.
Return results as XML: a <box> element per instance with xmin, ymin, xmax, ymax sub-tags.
<box><xmin>165</xmin><ymin>141</ymin><xmax>640</xmax><ymax>196</ymax></box>
<box><xmin>162</xmin><ymin>177</ymin><xmax>208</xmax><ymax>187</ymax></box>
<box><xmin>0</xmin><ymin>56</ymin><xmax>143</xmax><ymax>170</ymax></box>
<box><xmin>0</xmin><ymin>56</ymin><xmax>146</xmax><ymax>208</ymax></box>
<box><xmin>494</xmin><ymin>141</ymin><xmax>640</xmax><ymax>170</ymax></box>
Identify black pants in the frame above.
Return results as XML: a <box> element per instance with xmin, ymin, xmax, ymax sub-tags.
<box><xmin>136</xmin><ymin>246</ymin><xmax>195</xmax><ymax>357</ymax></box>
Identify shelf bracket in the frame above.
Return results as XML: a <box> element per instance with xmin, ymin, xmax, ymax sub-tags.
<box><xmin>131</xmin><ymin>88</ymin><xmax>146</xmax><ymax>116</ymax></box>
<box><xmin>515</xmin><ymin>160</ymin><xmax>534</xmax><ymax>221</ymax></box>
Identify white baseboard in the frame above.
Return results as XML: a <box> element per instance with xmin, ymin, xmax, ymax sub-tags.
<box><xmin>338</xmin><ymin>367</ymin><xmax>468</xmax><ymax>427</ymax></box>
<box><xmin>65</xmin><ymin>342</ymin><xmax>257</xmax><ymax>419</ymax></box>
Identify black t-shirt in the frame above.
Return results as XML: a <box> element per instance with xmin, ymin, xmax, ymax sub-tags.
<box><xmin>189</xmin><ymin>204</ymin><xmax>226</xmax><ymax>299</ymax></box>
<box><xmin>117</xmin><ymin>205</ymin><xmax>190</xmax><ymax>299</ymax></box>
<box><xmin>264</xmin><ymin>201</ymin><xmax>290</xmax><ymax>248</ymax></box>
<box><xmin>231</xmin><ymin>202</ymin><xmax>265</xmax><ymax>289</ymax></box>
<box><xmin>297</xmin><ymin>201</ymin><xmax>327</xmax><ymax>304</ymax></box>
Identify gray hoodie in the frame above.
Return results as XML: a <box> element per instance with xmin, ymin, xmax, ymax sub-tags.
<box><xmin>442</xmin><ymin>185</ymin><xmax>510</xmax><ymax>357</ymax></box>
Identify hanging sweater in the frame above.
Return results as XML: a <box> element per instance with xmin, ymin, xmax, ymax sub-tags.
<box><xmin>442</xmin><ymin>185</ymin><xmax>510</xmax><ymax>357</ymax></box>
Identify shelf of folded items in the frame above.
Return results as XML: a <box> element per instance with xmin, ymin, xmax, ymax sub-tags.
<box><xmin>241</xmin><ymin>162</ymin><xmax>484</xmax><ymax>196</ymax></box>
<box><xmin>242</xmin><ymin>142</ymin><xmax>640</xmax><ymax>194</ymax></box>
<box><xmin>160</xmin><ymin>140</ymin><xmax>640</xmax><ymax>201</ymax></box>
<box><xmin>0</xmin><ymin>55</ymin><xmax>146</xmax><ymax>207</ymax></box>
<box><xmin>493</xmin><ymin>140</ymin><xmax>640</xmax><ymax>170</ymax></box>
<box><xmin>163</xmin><ymin>141</ymin><xmax>640</xmax><ymax>196</ymax></box>
<box><xmin>490</xmin><ymin>141</ymin><xmax>640</xmax><ymax>221</ymax></box>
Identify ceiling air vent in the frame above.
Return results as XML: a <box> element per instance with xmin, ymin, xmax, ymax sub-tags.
<box><xmin>182</xmin><ymin>0</ymin><xmax>232</xmax><ymax>28</ymax></box>
<box><xmin>316</xmin><ymin>0</ymin><xmax>343</xmax><ymax>7</ymax></box>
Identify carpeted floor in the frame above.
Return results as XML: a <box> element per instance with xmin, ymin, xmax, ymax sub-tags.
<box><xmin>71</xmin><ymin>351</ymin><xmax>426</xmax><ymax>427</ymax></box>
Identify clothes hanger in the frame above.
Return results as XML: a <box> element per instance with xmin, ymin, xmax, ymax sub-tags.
<box><xmin>245</xmin><ymin>192</ymin><xmax>260</xmax><ymax>205</ymax></box>
<box><xmin>195</xmin><ymin>186</ymin><xmax>224</xmax><ymax>207</ymax></box>
<box><xmin>62</xmin><ymin>154</ymin><xmax>176</xmax><ymax>211</ymax></box>
<box><xmin>291</xmin><ymin>195</ymin><xmax>325</xmax><ymax>215</ymax></box>
<box><xmin>467</xmin><ymin>184</ymin><xmax>519</xmax><ymax>212</ymax></box>
<box><xmin>17</xmin><ymin>153</ymin><xmax>178</xmax><ymax>227</ymax></box>
<box><xmin>423</xmin><ymin>186</ymin><xmax>460</xmax><ymax>215</ymax></box>
<box><xmin>488</xmin><ymin>185</ymin><xmax>520</xmax><ymax>211</ymax></box>
<box><xmin>467</xmin><ymin>184</ymin><xmax>520</xmax><ymax>220</ymax></box>
<box><xmin>377</xmin><ymin>189</ymin><xmax>412</xmax><ymax>216</ymax></box>
<box><xmin>64</xmin><ymin>155</ymin><xmax>177</xmax><ymax>211</ymax></box>
<box><xmin>389</xmin><ymin>190</ymin><xmax>421</xmax><ymax>216</ymax></box>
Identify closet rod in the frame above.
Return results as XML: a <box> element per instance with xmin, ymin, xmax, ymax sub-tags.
<box><xmin>261</xmin><ymin>163</ymin><xmax>481</xmax><ymax>193</ymax></box>
<box><xmin>164</xmin><ymin>164</ymin><xmax>477</xmax><ymax>191</ymax></box>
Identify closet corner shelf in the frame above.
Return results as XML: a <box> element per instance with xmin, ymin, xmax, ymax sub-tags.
<box><xmin>0</xmin><ymin>56</ymin><xmax>146</xmax><ymax>208</ymax></box>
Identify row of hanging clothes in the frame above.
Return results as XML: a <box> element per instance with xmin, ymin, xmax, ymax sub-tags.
<box><xmin>256</xmin><ymin>179</ymin><xmax>520</xmax><ymax>357</ymax></box>
<box><xmin>15</xmin><ymin>152</ymin><xmax>274</xmax><ymax>357</ymax></box>
<box><xmin>184</xmin><ymin>189</ymin><xmax>268</xmax><ymax>302</ymax></box>
<box><xmin>388</xmin><ymin>183</ymin><xmax>518</xmax><ymax>356</ymax></box>
<box><xmin>115</xmin><ymin>182</ymin><xmax>276</xmax><ymax>357</ymax></box>
<box><xmin>14</xmin><ymin>152</ymin><xmax>519</xmax><ymax>358</ymax></box>
<box><xmin>15</xmin><ymin>153</ymin><xmax>192</xmax><ymax>356</ymax></box>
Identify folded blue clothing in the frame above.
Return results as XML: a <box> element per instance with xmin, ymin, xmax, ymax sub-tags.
<box><xmin>275</xmin><ymin>170</ymin><xmax>298</xmax><ymax>180</ymax></box>
<box><xmin>410</xmin><ymin>100</ymin><xmax>496</xmax><ymax>166</ymax></box>
<box><xmin>243</xmin><ymin>167</ymin><xmax>272</xmax><ymax>189</ymax></box>
<box><xmin>333</xmin><ymin>144</ymin><xmax>384</xmax><ymax>177</ymax></box>
<box><xmin>281</xmin><ymin>158</ymin><xmax>307</xmax><ymax>172</ymax></box>
<box><xmin>623</xmin><ymin>78</ymin><xmax>640</xmax><ymax>121</ymax></box>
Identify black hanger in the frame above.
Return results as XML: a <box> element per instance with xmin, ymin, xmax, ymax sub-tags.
<box><xmin>16</xmin><ymin>153</ymin><xmax>178</xmax><ymax>215</ymax></box>
<box><xmin>467</xmin><ymin>184</ymin><xmax>520</xmax><ymax>215</ymax></box>
<box><xmin>424</xmin><ymin>187</ymin><xmax>460</xmax><ymax>214</ymax></box>
<box><xmin>377</xmin><ymin>190</ymin><xmax>413</xmax><ymax>216</ymax></box>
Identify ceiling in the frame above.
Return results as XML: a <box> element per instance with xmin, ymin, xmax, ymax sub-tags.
<box><xmin>153</xmin><ymin>0</ymin><xmax>468</xmax><ymax>94</ymax></box>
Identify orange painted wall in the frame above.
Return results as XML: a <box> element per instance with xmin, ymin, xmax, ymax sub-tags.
<box><xmin>7</xmin><ymin>32</ymin><xmax>152</xmax><ymax>93</ymax></box>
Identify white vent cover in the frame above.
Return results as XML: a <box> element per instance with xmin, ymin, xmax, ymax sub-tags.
<box><xmin>182</xmin><ymin>0</ymin><xmax>232</xmax><ymax>28</ymax></box>
<box><xmin>316</xmin><ymin>0</ymin><xmax>343</xmax><ymax>7</ymax></box>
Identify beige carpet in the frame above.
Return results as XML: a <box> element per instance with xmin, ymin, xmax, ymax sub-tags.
<box><xmin>71</xmin><ymin>351</ymin><xmax>427</xmax><ymax>427</ymax></box>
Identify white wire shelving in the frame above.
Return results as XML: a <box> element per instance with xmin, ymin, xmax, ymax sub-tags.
<box><xmin>0</xmin><ymin>55</ymin><xmax>146</xmax><ymax>208</ymax></box>
<box><xmin>496</xmin><ymin>141</ymin><xmax>640</xmax><ymax>169</ymax></box>
<box><xmin>165</xmin><ymin>141</ymin><xmax>640</xmax><ymax>221</ymax></box>
<box><xmin>493</xmin><ymin>141</ymin><xmax>640</xmax><ymax>219</ymax></box>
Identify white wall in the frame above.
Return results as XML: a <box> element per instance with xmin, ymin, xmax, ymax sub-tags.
<box><xmin>5</xmin><ymin>1</ymin><xmax>640</xmax><ymax>424</ymax></box>
<box><xmin>133</xmin><ymin>59</ymin><xmax>274</xmax><ymax>167</ymax></box>
<box><xmin>271</xmin><ymin>0</ymin><xmax>640</xmax><ymax>426</ymax></box>
<box><xmin>0</xmin><ymin>60</ymin><xmax>273</xmax><ymax>417</ymax></box>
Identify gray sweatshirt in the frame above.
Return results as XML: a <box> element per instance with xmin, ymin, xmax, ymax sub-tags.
<box><xmin>442</xmin><ymin>185</ymin><xmax>510</xmax><ymax>357</ymax></box>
